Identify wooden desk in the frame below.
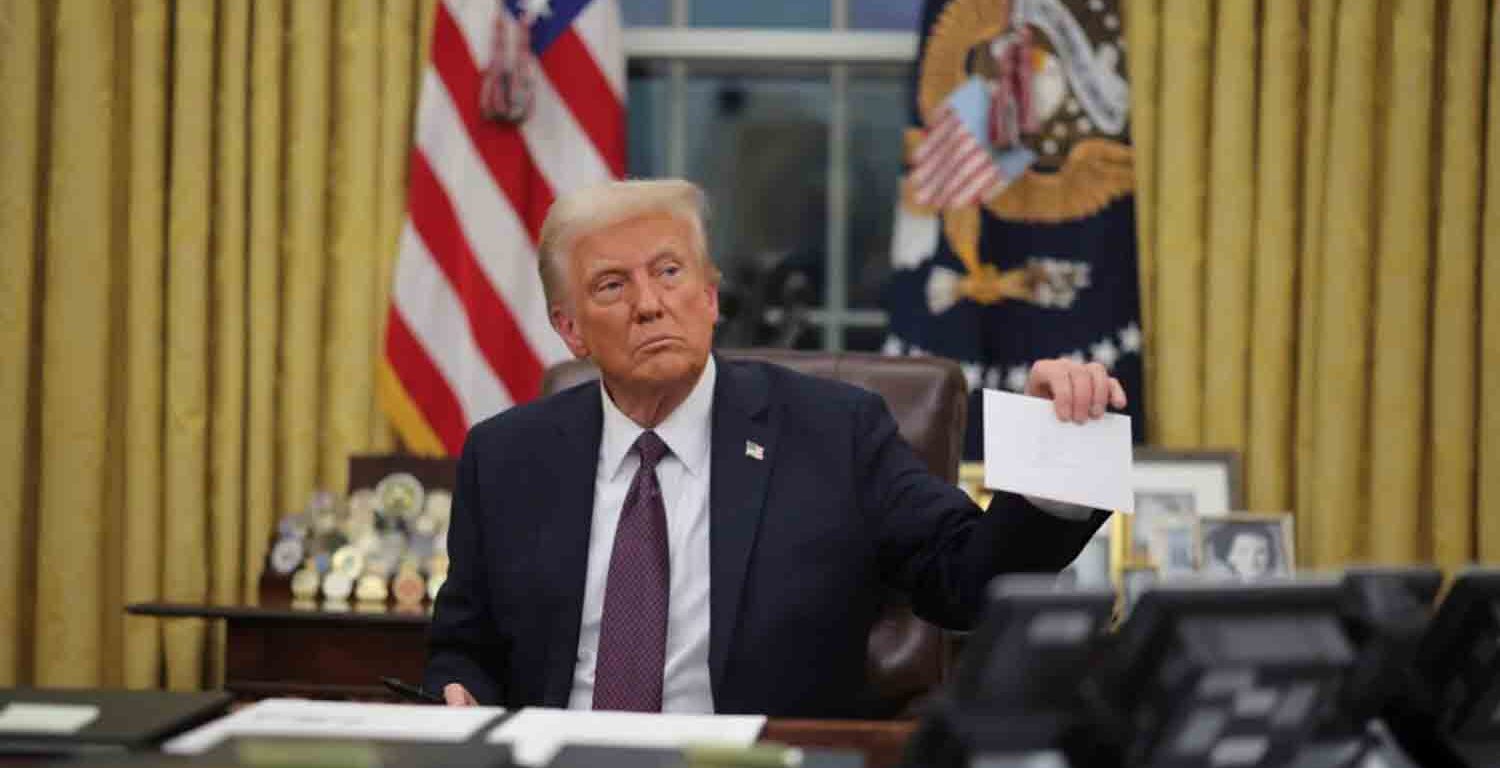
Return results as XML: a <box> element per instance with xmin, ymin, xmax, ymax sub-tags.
<box><xmin>127</xmin><ymin>601</ymin><xmax>918</xmax><ymax>768</ymax></box>
<box><xmin>129</xmin><ymin>600</ymin><xmax>431</xmax><ymax>700</ymax></box>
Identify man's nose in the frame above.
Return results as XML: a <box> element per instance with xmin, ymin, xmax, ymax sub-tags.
<box><xmin>632</xmin><ymin>277</ymin><xmax>664</xmax><ymax>321</ymax></box>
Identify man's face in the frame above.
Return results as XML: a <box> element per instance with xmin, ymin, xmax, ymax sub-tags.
<box><xmin>1225</xmin><ymin>532</ymin><xmax>1270</xmax><ymax>578</ymax></box>
<box><xmin>550</xmin><ymin>212</ymin><xmax>719</xmax><ymax>392</ymax></box>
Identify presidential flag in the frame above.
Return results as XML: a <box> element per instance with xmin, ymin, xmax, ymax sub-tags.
<box><xmin>382</xmin><ymin>0</ymin><xmax>623</xmax><ymax>455</ymax></box>
<box><xmin>882</xmin><ymin>0</ymin><xmax>1144</xmax><ymax>454</ymax></box>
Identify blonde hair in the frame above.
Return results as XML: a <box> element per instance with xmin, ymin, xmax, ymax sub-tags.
<box><xmin>537</xmin><ymin>178</ymin><xmax>719</xmax><ymax>309</ymax></box>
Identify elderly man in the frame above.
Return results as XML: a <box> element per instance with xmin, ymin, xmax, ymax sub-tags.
<box><xmin>424</xmin><ymin>179</ymin><xmax>1125</xmax><ymax>717</ymax></box>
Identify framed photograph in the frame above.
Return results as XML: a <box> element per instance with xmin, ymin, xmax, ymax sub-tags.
<box><xmin>1138</xmin><ymin>511</ymin><xmax>1199</xmax><ymax>578</ymax></box>
<box><xmin>1127</xmin><ymin>449</ymin><xmax>1240</xmax><ymax>570</ymax></box>
<box><xmin>1132</xmin><ymin>449</ymin><xmax>1243</xmax><ymax>517</ymax></box>
<box><xmin>1198</xmin><ymin>513</ymin><xmax>1295</xmax><ymax>580</ymax></box>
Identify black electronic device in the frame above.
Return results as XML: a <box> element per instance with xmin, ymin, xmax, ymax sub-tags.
<box><xmin>904</xmin><ymin>575</ymin><xmax>1116</xmax><ymax>768</ymax></box>
<box><xmin>1082</xmin><ymin>580</ymin><xmax>1356</xmax><ymax>768</ymax></box>
<box><xmin>0</xmin><ymin>688</ymin><xmax>231</xmax><ymax>756</ymax></box>
<box><xmin>1328</xmin><ymin>566</ymin><xmax>1442</xmax><ymax>731</ymax></box>
<box><xmin>1388</xmin><ymin>567</ymin><xmax>1500</xmax><ymax>768</ymax></box>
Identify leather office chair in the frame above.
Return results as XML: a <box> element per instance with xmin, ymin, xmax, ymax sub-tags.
<box><xmin>542</xmin><ymin>348</ymin><xmax>969</xmax><ymax>718</ymax></box>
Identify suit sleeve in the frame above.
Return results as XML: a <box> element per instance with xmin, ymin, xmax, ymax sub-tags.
<box><xmin>858</xmin><ymin>390</ymin><xmax>1107</xmax><ymax>631</ymax></box>
<box><xmin>423</xmin><ymin>433</ymin><xmax>511</xmax><ymax>703</ymax></box>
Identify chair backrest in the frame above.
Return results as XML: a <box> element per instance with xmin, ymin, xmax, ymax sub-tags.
<box><xmin>542</xmin><ymin>348</ymin><xmax>969</xmax><ymax>717</ymax></box>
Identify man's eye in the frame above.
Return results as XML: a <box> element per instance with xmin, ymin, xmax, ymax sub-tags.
<box><xmin>595</xmin><ymin>280</ymin><xmax>623</xmax><ymax>295</ymax></box>
<box><xmin>660</xmin><ymin>264</ymin><xmax>682</xmax><ymax>278</ymax></box>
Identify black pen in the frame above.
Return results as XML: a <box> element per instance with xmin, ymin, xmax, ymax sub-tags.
<box><xmin>380</xmin><ymin>676</ymin><xmax>445</xmax><ymax>704</ymax></box>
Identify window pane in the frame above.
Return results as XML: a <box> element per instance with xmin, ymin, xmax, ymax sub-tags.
<box><xmin>622</xmin><ymin>0</ymin><xmax>671</xmax><ymax>26</ymax></box>
<box><xmin>626</xmin><ymin>65</ymin><xmax>671</xmax><ymax>178</ymax></box>
<box><xmin>690</xmin><ymin>0</ymin><xmax>830</xmax><ymax>28</ymax></box>
<box><xmin>846</xmin><ymin>70</ymin><xmax>910</xmax><ymax>310</ymax></box>
<box><xmin>850</xmin><ymin>1</ymin><xmax>920</xmax><ymax>30</ymax></box>
<box><xmin>683</xmin><ymin>69</ymin><xmax>829</xmax><ymax>305</ymax></box>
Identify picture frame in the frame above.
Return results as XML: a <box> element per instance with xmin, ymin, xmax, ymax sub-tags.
<box><xmin>1198</xmin><ymin>512</ymin><xmax>1295</xmax><ymax>580</ymax></box>
<box><xmin>1128</xmin><ymin>449</ymin><xmax>1241</xmax><ymax>567</ymax></box>
<box><xmin>1131</xmin><ymin>448</ymin><xmax>1243</xmax><ymax>516</ymax></box>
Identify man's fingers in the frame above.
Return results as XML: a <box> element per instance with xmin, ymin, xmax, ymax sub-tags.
<box><xmin>1024</xmin><ymin>359</ymin><xmax>1053</xmax><ymax>399</ymax></box>
<box><xmin>1048</xmin><ymin>363</ymin><xmax>1074</xmax><ymax>422</ymax></box>
<box><xmin>1067</xmin><ymin>367</ymin><xmax>1092</xmax><ymax>424</ymax></box>
<box><xmin>1109</xmin><ymin>377</ymin><xmax>1128</xmax><ymax>409</ymax></box>
<box><xmin>444</xmin><ymin>683</ymin><xmax>475</xmax><ymax>707</ymax></box>
<box><xmin>1087</xmin><ymin>363</ymin><xmax>1110</xmax><ymax>418</ymax></box>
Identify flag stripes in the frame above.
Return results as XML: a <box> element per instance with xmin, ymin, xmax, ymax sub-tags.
<box><xmin>384</xmin><ymin>0</ymin><xmax>622</xmax><ymax>453</ymax></box>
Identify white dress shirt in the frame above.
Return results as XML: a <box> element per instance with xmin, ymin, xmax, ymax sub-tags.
<box><xmin>568</xmin><ymin>357</ymin><xmax>717</xmax><ymax>713</ymax></box>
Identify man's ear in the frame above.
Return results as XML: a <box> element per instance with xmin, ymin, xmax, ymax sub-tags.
<box><xmin>550</xmin><ymin>306</ymin><xmax>590</xmax><ymax>359</ymax></box>
<box><xmin>704</xmin><ymin>277</ymin><xmax>720</xmax><ymax>324</ymax></box>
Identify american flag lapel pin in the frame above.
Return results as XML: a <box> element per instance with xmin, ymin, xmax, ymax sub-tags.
<box><xmin>745</xmin><ymin>440</ymin><xmax>765</xmax><ymax>460</ymax></box>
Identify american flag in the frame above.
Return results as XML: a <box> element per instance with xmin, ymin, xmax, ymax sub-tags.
<box><xmin>382</xmin><ymin>0</ymin><xmax>623</xmax><ymax>455</ymax></box>
<box><xmin>908</xmin><ymin>79</ymin><xmax>1007</xmax><ymax>209</ymax></box>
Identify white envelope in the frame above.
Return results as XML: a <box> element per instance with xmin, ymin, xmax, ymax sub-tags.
<box><xmin>982</xmin><ymin>389</ymin><xmax>1134</xmax><ymax>513</ymax></box>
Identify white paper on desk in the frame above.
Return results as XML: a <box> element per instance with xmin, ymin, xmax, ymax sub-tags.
<box><xmin>161</xmin><ymin>698</ymin><xmax>504</xmax><ymax>755</ymax></box>
<box><xmin>982</xmin><ymin>389</ymin><xmax>1134</xmax><ymax>513</ymax></box>
<box><xmin>0</xmin><ymin>703</ymin><xmax>99</xmax><ymax>734</ymax></box>
<box><xmin>488</xmin><ymin>708</ymin><xmax>766</xmax><ymax>767</ymax></box>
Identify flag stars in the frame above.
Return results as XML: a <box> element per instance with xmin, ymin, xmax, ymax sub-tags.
<box><xmin>1119</xmin><ymin>322</ymin><xmax>1142</xmax><ymax>353</ymax></box>
<box><xmin>1006</xmin><ymin>365</ymin><xmax>1029</xmax><ymax>393</ymax></box>
<box><xmin>519</xmin><ymin>0</ymin><xmax>552</xmax><ymax>20</ymax></box>
<box><xmin>1090</xmin><ymin>339</ymin><xmax>1120</xmax><ymax>369</ymax></box>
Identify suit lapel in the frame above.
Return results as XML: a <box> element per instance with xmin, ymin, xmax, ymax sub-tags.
<box><xmin>708</xmin><ymin>357</ymin><xmax>777</xmax><ymax>694</ymax></box>
<box><xmin>540</xmin><ymin>384</ymin><xmax>604</xmax><ymax>706</ymax></box>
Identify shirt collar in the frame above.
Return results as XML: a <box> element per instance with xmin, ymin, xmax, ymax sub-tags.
<box><xmin>599</xmin><ymin>356</ymin><xmax>716</xmax><ymax>481</ymax></box>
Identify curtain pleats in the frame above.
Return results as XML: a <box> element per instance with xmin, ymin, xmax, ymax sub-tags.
<box><xmin>1245</xmin><ymin>0</ymin><xmax>1299</xmax><ymax>513</ymax></box>
<box><xmin>0</xmin><ymin>0</ymin><xmax>43</xmax><ymax>688</ymax></box>
<box><xmin>244</xmin><ymin>0</ymin><xmax>286</xmax><ymax>604</ymax></box>
<box><xmin>1201</xmin><ymin>0</ymin><xmax>1256</xmax><ymax>452</ymax></box>
<box><xmin>1153</xmin><ymin>0</ymin><xmax>1212</xmax><ymax>447</ymax></box>
<box><xmin>1</xmin><ymin>0</ymin><xmax>424</xmax><ymax>687</ymax></box>
<box><xmin>1136</xmin><ymin>0</ymin><xmax>1496</xmax><ymax>568</ymax></box>
<box><xmin>325</xmin><ymin>0</ymin><xmax>381</xmax><ymax>496</ymax></box>
<box><xmin>1481</xmin><ymin>0</ymin><xmax>1500</xmax><ymax>561</ymax></box>
<box><xmin>123</xmin><ymin>0</ymin><xmax>169</xmax><ymax>690</ymax></box>
<box><xmin>34</xmin><ymin>0</ymin><xmax>117</xmax><ymax>686</ymax></box>
<box><xmin>1429</xmin><ymin>0</ymin><xmax>1484</xmax><ymax>569</ymax></box>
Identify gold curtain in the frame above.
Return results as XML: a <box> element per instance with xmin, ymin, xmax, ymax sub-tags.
<box><xmin>0</xmin><ymin>0</ymin><xmax>425</xmax><ymax>688</ymax></box>
<box><xmin>1129</xmin><ymin>0</ymin><xmax>1500</xmax><ymax>569</ymax></box>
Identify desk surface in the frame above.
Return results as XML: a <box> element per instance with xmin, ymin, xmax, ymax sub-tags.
<box><xmin>126</xmin><ymin>603</ymin><xmax>920</xmax><ymax>768</ymax></box>
<box><xmin>128</xmin><ymin>600</ymin><xmax>431</xmax><ymax>626</ymax></box>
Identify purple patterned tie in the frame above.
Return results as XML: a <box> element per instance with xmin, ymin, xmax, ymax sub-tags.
<box><xmin>592</xmin><ymin>431</ymin><xmax>671</xmax><ymax>711</ymax></box>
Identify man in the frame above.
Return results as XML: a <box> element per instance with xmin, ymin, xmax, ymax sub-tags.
<box><xmin>424</xmin><ymin>179</ymin><xmax>1127</xmax><ymax>717</ymax></box>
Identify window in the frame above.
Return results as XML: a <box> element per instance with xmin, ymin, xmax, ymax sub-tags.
<box><xmin>624</xmin><ymin>0</ymin><xmax>918</xmax><ymax>351</ymax></box>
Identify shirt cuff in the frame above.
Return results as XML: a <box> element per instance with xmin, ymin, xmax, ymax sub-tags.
<box><xmin>1023</xmin><ymin>494</ymin><xmax>1096</xmax><ymax>521</ymax></box>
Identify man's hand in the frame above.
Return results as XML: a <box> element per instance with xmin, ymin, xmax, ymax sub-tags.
<box><xmin>443</xmin><ymin>683</ymin><xmax>477</xmax><ymax>707</ymax></box>
<box><xmin>1024</xmin><ymin>358</ymin><xmax>1127</xmax><ymax>424</ymax></box>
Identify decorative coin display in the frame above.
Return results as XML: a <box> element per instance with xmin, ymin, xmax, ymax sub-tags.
<box><xmin>269</xmin><ymin>476</ymin><xmax>453</xmax><ymax>607</ymax></box>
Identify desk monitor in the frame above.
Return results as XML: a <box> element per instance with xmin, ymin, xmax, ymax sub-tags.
<box><xmin>1330</xmin><ymin>566</ymin><xmax>1442</xmax><ymax>731</ymax></box>
<box><xmin>951</xmin><ymin>576</ymin><xmax>1115</xmax><ymax>719</ymax></box>
<box><xmin>1413</xmin><ymin>568</ymin><xmax>1500</xmax><ymax>741</ymax></box>
<box><xmin>904</xmin><ymin>576</ymin><xmax>1115</xmax><ymax>767</ymax></box>
<box><xmin>1085</xmin><ymin>580</ymin><xmax>1355</xmax><ymax>768</ymax></box>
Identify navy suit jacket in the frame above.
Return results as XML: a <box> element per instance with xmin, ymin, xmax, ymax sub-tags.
<box><xmin>424</xmin><ymin>356</ymin><xmax>1106</xmax><ymax>716</ymax></box>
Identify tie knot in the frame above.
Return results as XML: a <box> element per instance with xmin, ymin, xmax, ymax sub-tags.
<box><xmin>634</xmin><ymin>431</ymin><xmax>668</xmax><ymax>469</ymax></box>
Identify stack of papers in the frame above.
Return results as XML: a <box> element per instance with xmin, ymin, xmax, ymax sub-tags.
<box><xmin>0</xmin><ymin>702</ymin><xmax>99</xmax><ymax>734</ymax></box>
<box><xmin>161</xmin><ymin>699</ymin><xmax>504</xmax><ymax>755</ymax></box>
<box><xmin>488</xmin><ymin>708</ymin><xmax>766</xmax><ymax>767</ymax></box>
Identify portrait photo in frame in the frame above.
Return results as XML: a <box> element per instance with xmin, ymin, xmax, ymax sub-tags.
<box><xmin>1128</xmin><ymin>449</ymin><xmax>1241</xmax><ymax>568</ymax></box>
<box><xmin>1199</xmin><ymin>513</ymin><xmax>1296</xmax><ymax>581</ymax></box>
